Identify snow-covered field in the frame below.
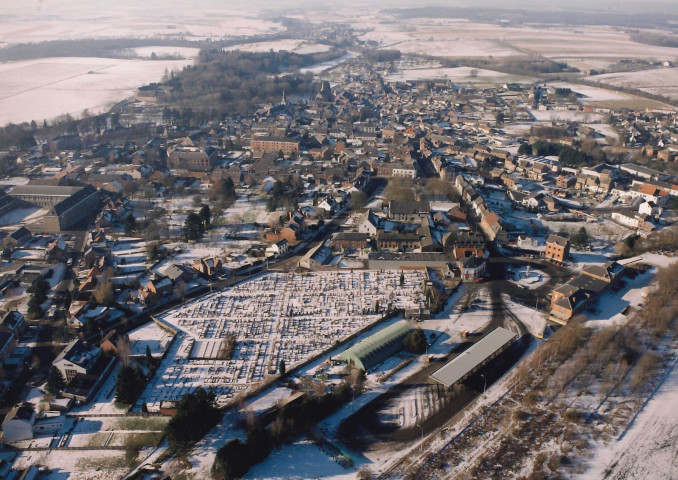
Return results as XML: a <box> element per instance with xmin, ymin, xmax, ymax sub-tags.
<box><xmin>0</xmin><ymin>3</ymin><xmax>284</xmax><ymax>44</ymax></box>
<box><xmin>356</xmin><ymin>19</ymin><xmax>678</xmax><ymax>61</ymax></box>
<box><xmin>224</xmin><ymin>40</ymin><xmax>332</xmax><ymax>54</ymax></box>
<box><xmin>550</xmin><ymin>81</ymin><xmax>677</xmax><ymax>111</ymax></box>
<box><xmin>587</xmin><ymin>67</ymin><xmax>678</xmax><ymax>101</ymax></box>
<box><xmin>130</xmin><ymin>46</ymin><xmax>200</xmax><ymax>59</ymax></box>
<box><xmin>0</xmin><ymin>56</ymin><xmax>193</xmax><ymax>126</ymax></box>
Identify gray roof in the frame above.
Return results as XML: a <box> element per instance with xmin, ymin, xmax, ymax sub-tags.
<box><xmin>430</xmin><ymin>327</ymin><xmax>517</xmax><ymax>388</ymax></box>
<box><xmin>546</xmin><ymin>234</ymin><xmax>569</xmax><ymax>247</ymax></box>
<box><xmin>10</xmin><ymin>185</ymin><xmax>84</xmax><ymax>197</ymax></box>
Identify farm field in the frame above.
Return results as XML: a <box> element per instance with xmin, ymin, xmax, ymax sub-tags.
<box><xmin>586</xmin><ymin>67</ymin><xmax>678</xmax><ymax>101</ymax></box>
<box><xmin>356</xmin><ymin>19</ymin><xmax>678</xmax><ymax>62</ymax></box>
<box><xmin>0</xmin><ymin>2</ymin><xmax>284</xmax><ymax>44</ymax></box>
<box><xmin>0</xmin><ymin>56</ymin><xmax>193</xmax><ymax>126</ymax></box>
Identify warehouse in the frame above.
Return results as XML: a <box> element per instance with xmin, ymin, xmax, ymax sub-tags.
<box><xmin>339</xmin><ymin>320</ymin><xmax>412</xmax><ymax>371</ymax></box>
<box><xmin>430</xmin><ymin>327</ymin><xmax>517</xmax><ymax>389</ymax></box>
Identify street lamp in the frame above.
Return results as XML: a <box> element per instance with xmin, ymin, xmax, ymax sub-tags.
<box><xmin>480</xmin><ymin>373</ymin><xmax>486</xmax><ymax>395</ymax></box>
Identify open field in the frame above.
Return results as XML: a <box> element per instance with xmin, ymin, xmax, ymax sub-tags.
<box><xmin>0</xmin><ymin>56</ymin><xmax>193</xmax><ymax>126</ymax></box>
<box><xmin>550</xmin><ymin>82</ymin><xmax>678</xmax><ymax>111</ymax></box>
<box><xmin>587</xmin><ymin>67</ymin><xmax>678</xmax><ymax>101</ymax></box>
<box><xmin>224</xmin><ymin>40</ymin><xmax>332</xmax><ymax>54</ymax></box>
<box><xmin>0</xmin><ymin>2</ymin><xmax>284</xmax><ymax>44</ymax></box>
<box><xmin>356</xmin><ymin>19</ymin><xmax>678</xmax><ymax>62</ymax></box>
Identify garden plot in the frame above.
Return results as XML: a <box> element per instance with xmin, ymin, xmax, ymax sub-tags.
<box><xmin>111</xmin><ymin>240</ymin><xmax>148</xmax><ymax>274</ymax></box>
<box><xmin>142</xmin><ymin>270</ymin><xmax>426</xmax><ymax>410</ymax></box>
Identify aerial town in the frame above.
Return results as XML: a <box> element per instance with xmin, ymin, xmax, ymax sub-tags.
<box><xmin>1</xmin><ymin>1</ymin><xmax>678</xmax><ymax>479</ymax></box>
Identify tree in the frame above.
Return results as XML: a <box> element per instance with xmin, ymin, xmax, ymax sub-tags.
<box><xmin>183</xmin><ymin>212</ymin><xmax>204</xmax><ymax>241</ymax></box>
<box><xmin>193</xmin><ymin>193</ymin><xmax>203</xmax><ymax>206</ymax></box>
<box><xmin>166</xmin><ymin>387</ymin><xmax>221</xmax><ymax>450</ymax></box>
<box><xmin>123</xmin><ymin>213</ymin><xmax>136</xmax><ymax>235</ymax></box>
<box><xmin>92</xmin><ymin>280</ymin><xmax>114</xmax><ymax>306</ymax></box>
<box><xmin>115</xmin><ymin>365</ymin><xmax>147</xmax><ymax>405</ymax></box>
<box><xmin>403</xmin><ymin>328</ymin><xmax>427</xmax><ymax>354</ymax></box>
<box><xmin>199</xmin><ymin>204</ymin><xmax>212</xmax><ymax>230</ymax></box>
<box><xmin>495</xmin><ymin>112</ymin><xmax>505</xmax><ymax>125</ymax></box>
<box><xmin>279</xmin><ymin>359</ymin><xmax>286</xmax><ymax>376</ymax></box>
<box><xmin>349</xmin><ymin>191</ymin><xmax>368</xmax><ymax>210</ymax></box>
<box><xmin>400</xmin><ymin>272</ymin><xmax>405</xmax><ymax>287</ymax></box>
<box><xmin>571</xmin><ymin>226</ymin><xmax>589</xmax><ymax>248</ymax></box>
<box><xmin>46</xmin><ymin>366</ymin><xmax>66</xmax><ymax>393</ymax></box>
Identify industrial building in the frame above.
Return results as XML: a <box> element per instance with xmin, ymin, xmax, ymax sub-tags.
<box><xmin>339</xmin><ymin>320</ymin><xmax>412</xmax><ymax>371</ymax></box>
<box><xmin>9</xmin><ymin>184</ymin><xmax>100</xmax><ymax>232</ymax></box>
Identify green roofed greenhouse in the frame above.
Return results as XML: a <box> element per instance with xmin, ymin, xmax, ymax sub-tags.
<box><xmin>338</xmin><ymin>320</ymin><xmax>412</xmax><ymax>371</ymax></box>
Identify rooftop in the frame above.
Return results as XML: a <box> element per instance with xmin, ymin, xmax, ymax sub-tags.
<box><xmin>430</xmin><ymin>327</ymin><xmax>517</xmax><ymax>388</ymax></box>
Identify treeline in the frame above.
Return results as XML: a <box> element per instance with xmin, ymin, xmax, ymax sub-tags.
<box><xmin>442</xmin><ymin>57</ymin><xmax>577</xmax><ymax>76</ymax></box>
<box><xmin>212</xmin><ymin>384</ymin><xmax>354</xmax><ymax>479</ymax></box>
<box><xmin>519</xmin><ymin>140</ymin><xmax>595</xmax><ymax>166</ymax></box>
<box><xmin>363</xmin><ymin>49</ymin><xmax>401</xmax><ymax>63</ymax></box>
<box><xmin>630</xmin><ymin>32</ymin><xmax>678</xmax><ymax>48</ymax></box>
<box><xmin>0</xmin><ymin>33</ymin><xmax>300</xmax><ymax>62</ymax></box>
<box><xmin>161</xmin><ymin>50</ymin><xmax>345</xmax><ymax>120</ymax></box>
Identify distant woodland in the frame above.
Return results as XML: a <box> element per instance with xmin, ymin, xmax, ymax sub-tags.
<box><xmin>160</xmin><ymin>49</ymin><xmax>344</xmax><ymax>122</ymax></box>
<box><xmin>630</xmin><ymin>32</ymin><xmax>678</xmax><ymax>48</ymax></box>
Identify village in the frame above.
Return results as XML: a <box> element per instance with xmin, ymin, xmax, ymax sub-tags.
<box><xmin>0</xmin><ymin>16</ymin><xmax>677</xmax><ymax>479</ymax></box>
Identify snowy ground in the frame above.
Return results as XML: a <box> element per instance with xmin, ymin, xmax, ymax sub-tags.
<box><xmin>579</xmin><ymin>350</ymin><xmax>678</xmax><ymax>480</ymax></box>
<box><xmin>586</xmin><ymin>67</ymin><xmax>678</xmax><ymax>102</ymax></box>
<box><xmin>0</xmin><ymin>56</ymin><xmax>194</xmax><ymax>126</ymax></box>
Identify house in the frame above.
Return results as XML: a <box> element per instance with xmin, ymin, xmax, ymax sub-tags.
<box><xmin>550</xmin><ymin>284</ymin><xmax>590</xmax><ymax>321</ymax></box>
<box><xmin>480</xmin><ymin>212</ymin><xmax>502</xmax><ymax>241</ymax></box>
<box><xmin>52</xmin><ymin>339</ymin><xmax>102</xmax><ymax>383</ymax></box>
<box><xmin>266</xmin><ymin>239</ymin><xmax>289</xmax><ymax>257</ymax></box>
<box><xmin>457</xmin><ymin>256</ymin><xmax>486</xmax><ymax>282</ymax></box>
<box><xmin>2</xmin><ymin>404</ymin><xmax>35</xmax><ymax>443</ymax></box>
<box><xmin>357</xmin><ymin>210</ymin><xmax>380</xmax><ymax>235</ymax></box>
<box><xmin>544</xmin><ymin>234</ymin><xmax>570</xmax><ymax>263</ymax></box>
<box><xmin>99</xmin><ymin>329</ymin><xmax>128</xmax><ymax>357</ymax></box>
<box><xmin>388</xmin><ymin>200</ymin><xmax>430</xmax><ymax>222</ymax></box>
<box><xmin>0</xmin><ymin>331</ymin><xmax>16</xmax><ymax>367</ymax></box>
<box><xmin>581</xmin><ymin>261</ymin><xmax>625</xmax><ymax>286</ymax></box>
<box><xmin>318</xmin><ymin>196</ymin><xmax>338</xmax><ymax>213</ymax></box>
<box><xmin>611</xmin><ymin>210</ymin><xmax>655</xmax><ymax>232</ymax></box>
<box><xmin>298</xmin><ymin>244</ymin><xmax>333</xmax><ymax>270</ymax></box>
<box><xmin>3</xmin><ymin>226</ymin><xmax>32</xmax><ymax>247</ymax></box>
<box><xmin>192</xmin><ymin>257</ymin><xmax>223</xmax><ymax>278</ymax></box>
<box><xmin>0</xmin><ymin>311</ymin><xmax>26</xmax><ymax>337</ymax></box>
<box><xmin>332</xmin><ymin>232</ymin><xmax>370</xmax><ymax>250</ymax></box>
<box><xmin>377</xmin><ymin>232</ymin><xmax>421</xmax><ymax>251</ymax></box>
<box><xmin>147</xmin><ymin>277</ymin><xmax>174</xmax><ymax>297</ymax></box>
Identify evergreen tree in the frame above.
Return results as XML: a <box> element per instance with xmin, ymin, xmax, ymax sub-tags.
<box><xmin>199</xmin><ymin>204</ymin><xmax>212</xmax><ymax>230</ymax></box>
<box><xmin>571</xmin><ymin>226</ymin><xmax>589</xmax><ymax>248</ymax></box>
<box><xmin>46</xmin><ymin>366</ymin><xmax>66</xmax><ymax>393</ymax></box>
<box><xmin>183</xmin><ymin>212</ymin><xmax>204</xmax><ymax>241</ymax></box>
<box><xmin>403</xmin><ymin>328</ymin><xmax>427</xmax><ymax>354</ymax></box>
<box><xmin>279</xmin><ymin>359</ymin><xmax>286</xmax><ymax>376</ymax></box>
<box><xmin>115</xmin><ymin>365</ymin><xmax>146</xmax><ymax>405</ymax></box>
